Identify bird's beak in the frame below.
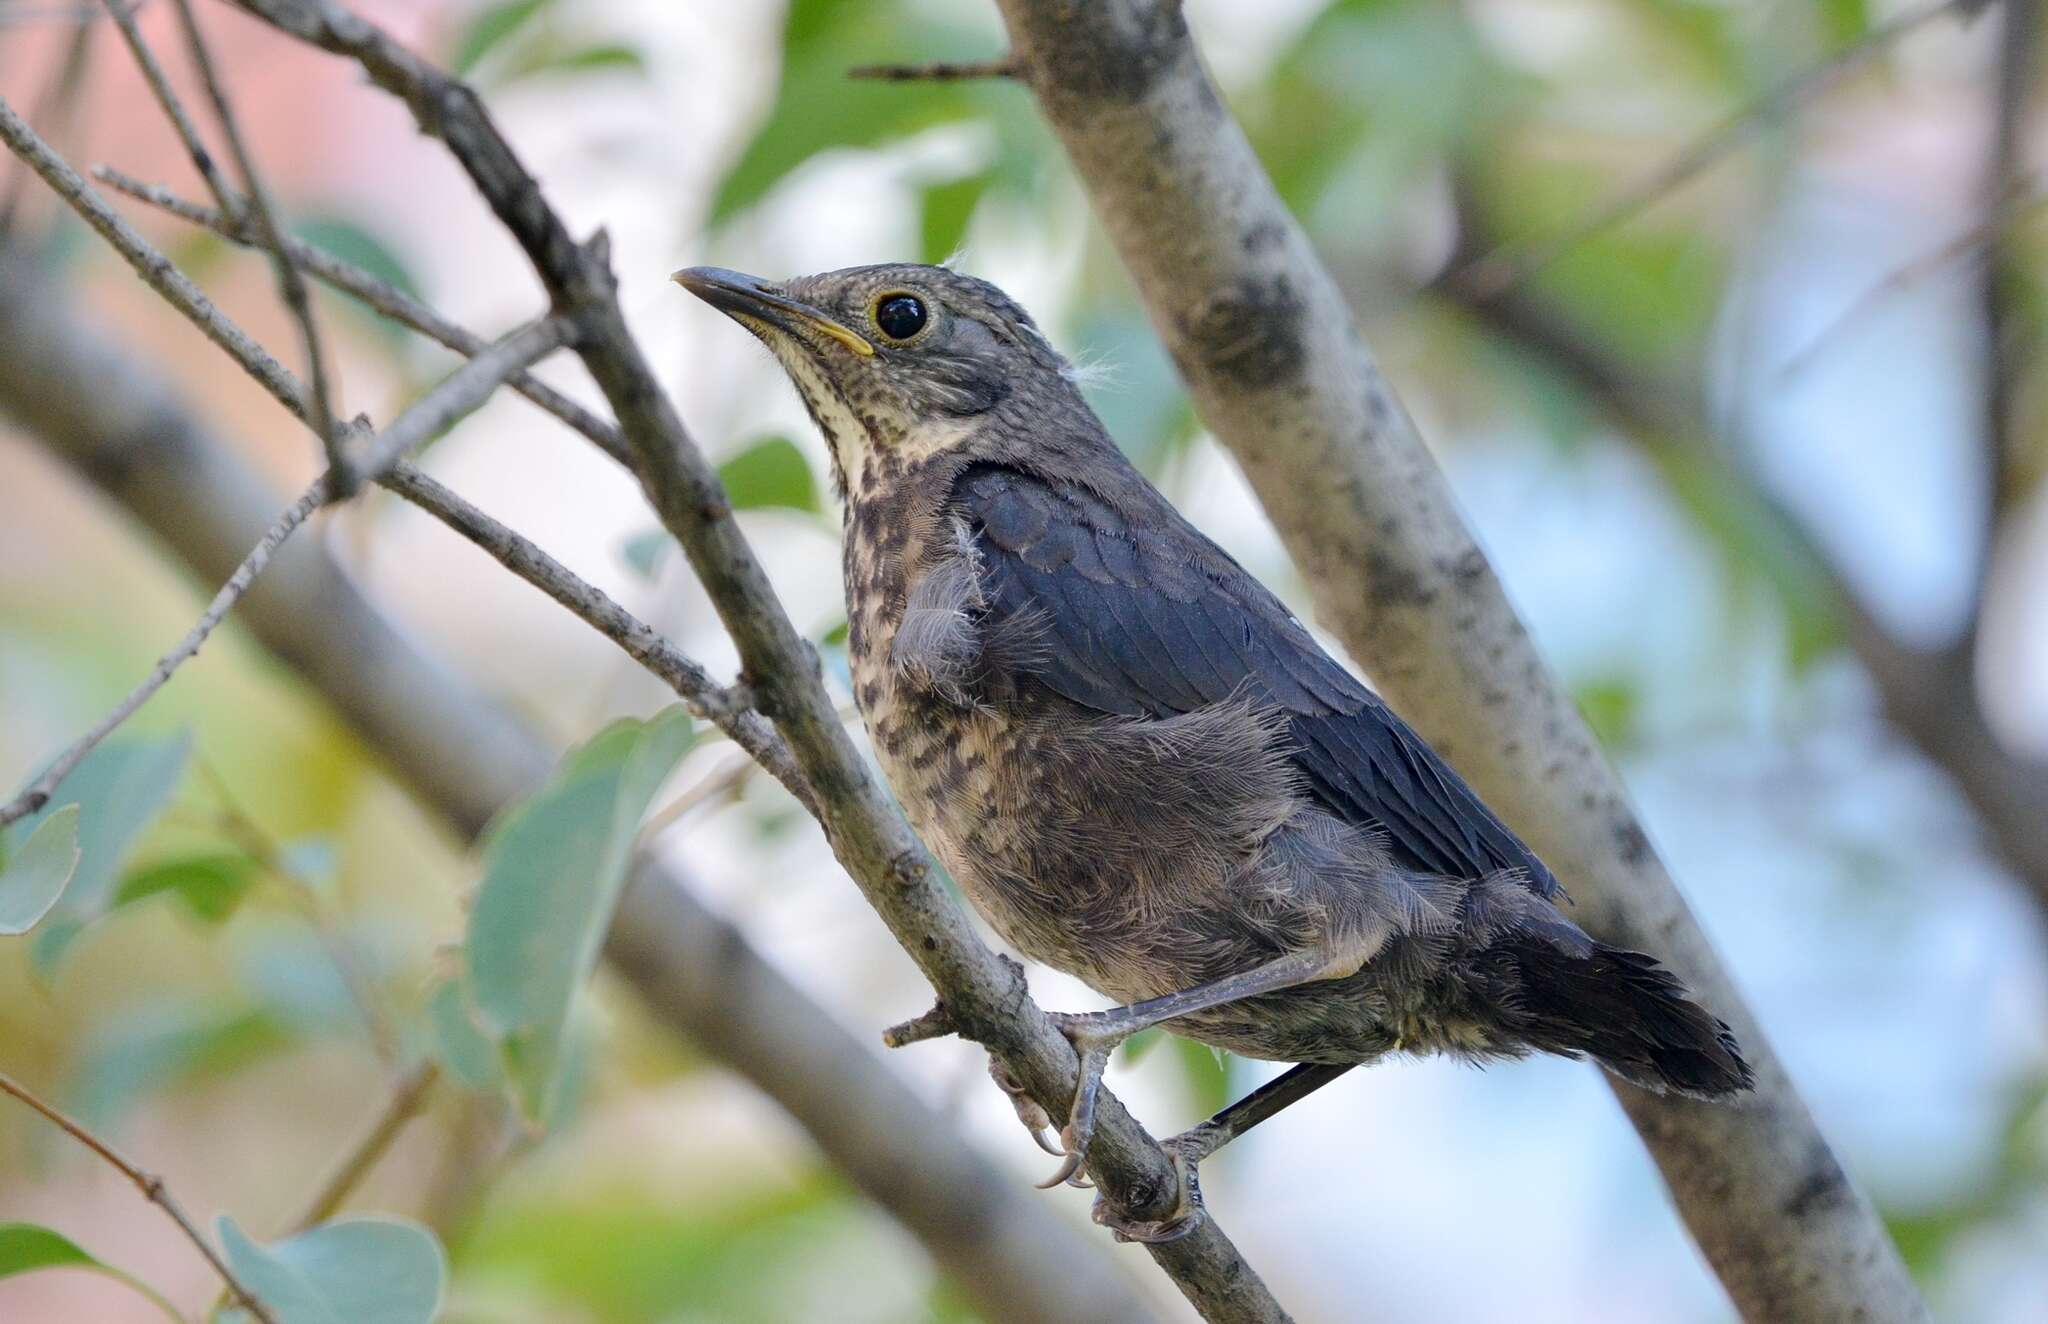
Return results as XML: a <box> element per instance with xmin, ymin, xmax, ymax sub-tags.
<box><xmin>671</xmin><ymin>266</ymin><xmax>875</xmax><ymax>358</ymax></box>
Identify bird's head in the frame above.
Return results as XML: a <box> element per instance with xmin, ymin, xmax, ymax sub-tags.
<box><xmin>674</xmin><ymin>262</ymin><xmax>1079</xmax><ymax>497</ymax></box>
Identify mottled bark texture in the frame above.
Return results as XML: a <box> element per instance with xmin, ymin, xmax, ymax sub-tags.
<box><xmin>0</xmin><ymin>255</ymin><xmax>1161</xmax><ymax>1324</ymax></box>
<box><xmin>990</xmin><ymin>1</ymin><xmax>1930</xmax><ymax>1320</ymax></box>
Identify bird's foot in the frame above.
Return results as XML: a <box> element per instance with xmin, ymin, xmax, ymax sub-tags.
<box><xmin>986</xmin><ymin>1054</ymin><xmax>1064</xmax><ymax>1157</ymax></box>
<box><xmin>1091</xmin><ymin>1130</ymin><xmax>1211</xmax><ymax>1244</ymax></box>
<box><xmin>1033</xmin><ymin>1010</ymin><xmax>1128</xmax><ymax>1189</ymax></box>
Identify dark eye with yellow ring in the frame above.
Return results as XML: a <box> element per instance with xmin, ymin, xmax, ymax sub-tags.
<box><xmin>874</xmin><ymin>293</ymin><xmax>928</xmax><ymax>341</ymax></box>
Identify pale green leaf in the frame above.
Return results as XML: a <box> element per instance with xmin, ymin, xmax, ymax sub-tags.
<box><xmin>114</xmin><ymin>851</ymin><xmax>259</xmax><ymax>923</ymax></box>
<box><xmin>0</xmin><ymin>806</ymin><xmax>80</xmax><ymax>935</ymax></box>
<box><xmin>450</xmin><ymin>0</ymin><xmax>551</xmax><ymax>74</ymax></box>
<box><xmin>218</xmin><ymin>1216</ymin><xmax>445</xmax><ymax>1324</ymax></box>
<box><xmin>467</xmin><ymin>708</ymin><xmax>693</xmax><ymax>1122</ymax></box>
<box><xmin>719</xmin><ymin>435</ymin><xmax>819</xmax><ymax>515</ymax></box>
<box><xmin>620</xmin><ymin>528</ymin><xmax>674</xmax><ymax>582</ymax></box>
<box><xmin>0</xmin><ymin>1223</ymin><xmax>184</xmax><ymax>1323</ymax></box>
<box><xmin>427</xmin><ymin>975</ymin><xmax>502</xmax><ymax>1091</ymax></box>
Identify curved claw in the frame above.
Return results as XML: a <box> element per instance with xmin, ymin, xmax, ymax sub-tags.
<box><xmin>1092</xmin><ymin>1146</ymin><xmax>1207</xmax><ymax>1243</ymax></box>
<box><xmin>1028</xmin><ymin>1126</ymin><xmax>1064</xmax><ymax>1157</ymax></box>
<box><xmin>1036</xmin><ymin>1150</ymin><xmax>1086</xmax><ymax>1189</ymax></box>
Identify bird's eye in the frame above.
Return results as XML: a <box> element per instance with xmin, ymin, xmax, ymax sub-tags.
<box><xmin>873</xmin><ymin>293</ymin><xmax>928</xmax><ymax>341</ymax></box>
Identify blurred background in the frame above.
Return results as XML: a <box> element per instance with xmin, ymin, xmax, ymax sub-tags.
<box><xmin>2</xmin><ymin>0</ymin><xmax>2045</xmax><ymax>1320</ymax></box>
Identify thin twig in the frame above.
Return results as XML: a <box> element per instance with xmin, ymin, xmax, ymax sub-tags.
<box><xmin>0</xmin><ymin>1068</ymin><xmax>279</xmax><ymax>1324</ymax></box>
<box><xmin>848</xmin><ymin>57</ymin><xmax>1017</xmax><ymax>81</ymax></box>
<box><xmin>290</xmin><ymin>1060</ymin><xmax>439</xmax><ymax>1232</ymax></box>
<box><xmin>100</xmin><ymin>0</ymin><xmax>239</xmax><ymax>215</ymax></box>
<box><xmin>0</xmin><ymin>481</ymin><xmax>326</xmax><ymax>829</ymax></box>
<box><xmin>381</xmin><ymin>463</ymin><xmax>812</xmax><ymax>811</ymax></box>
<box><xmin>1450</xmin><ymin>0</ymin><xmax>1985</xmax><ymax>301</ymax></box>
<box><xmin>169</xmin><ymin>0</ymin><xmax>348</xmax><ymax>487</ymax></box>
<box><xmin>93</xmin><ymin>166</ymin><xmax>633</xmax><ymax>469</ymax></box>
<box><xmin>0</xmin><ymin>7</ymin><xmax>95</xmax><ymax>238</ymax></box>
<box><xmin>637</xmin><ymin>748</ymin><xmax>762</xmax><ymax>842</ymax></box>
<box><xmin>0</xmin><ymin>93</ymin><xmax>309</xmax><ymax>417</ymax></box>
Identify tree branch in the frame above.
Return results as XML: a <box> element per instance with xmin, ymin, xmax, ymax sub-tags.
<box><xmin>102</xmin><ymin>0</ymin><xmax>241</xmax><ymax>217</ymax></box>
<box><xmin>168</xmin><ymin>0</ymin><xmax>349</xmax><ymax>487</ymax></box>
<box><xmin>216</xmin><ymin>3</ymin><xmax>1295</xmax><ymax>1316</ymax></box>
<box><xmin>0</xmin><ymin>1067</ymin><xmax>279</xmax><ymax>1324</ymax></box>
<box><xmin>0</xmin><ymin>252</ymin><xmax>1164</xmax><ymax>1324</ymax></box>
<box><xmin>988</xmin><ymin>2</ymin><xmax>1929</xmax><ymax>1319</ymax></box>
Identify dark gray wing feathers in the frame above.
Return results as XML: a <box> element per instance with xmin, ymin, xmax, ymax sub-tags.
<box><xmin>955</xmin><ymin>463</ymin><xmax>1561</xmax><ymax>901</ymax></box>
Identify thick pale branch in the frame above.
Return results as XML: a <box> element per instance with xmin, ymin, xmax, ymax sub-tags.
<box><xmin>0</xmin><ymin>1068</ymin><xmax>279</xmax><ymax>1324</ymax></box>
<box><xmin>990</xmin><ymin>2</ymin><xmax>1929</xmax><ymax>1320</ymax></box>
<box><xmin>0</xmin><ymin>254</ymin><xmax>1162</xmax><ymax>1324</ymax></box>
<box><xmin>220</xmin><ymin>2</ymin><xmax>1289</xmax><ymax>1316</ymax></box>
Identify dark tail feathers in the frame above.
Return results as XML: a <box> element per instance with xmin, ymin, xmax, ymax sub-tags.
<box><xmin>1511</xmin><ymin>941</ymin><xmax>1754</xmax><ymax>1098</ymax></box>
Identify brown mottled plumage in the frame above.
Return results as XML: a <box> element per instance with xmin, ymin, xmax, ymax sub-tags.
<box><xmin>678</xmin><ymin>262</ymin><xmax>1751</xmax><ymax>1239</ymax></box>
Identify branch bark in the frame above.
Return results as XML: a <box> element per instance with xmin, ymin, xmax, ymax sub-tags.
<box><xmin>216</xmin><ymin>3</ymin><xmax>1295</xmax><ymax>1315</ymax></box>
<box><xmin>988</xmin><ymin>2</ymin><xmax>1930</xmax><ymax>1320</ymax></box>
<box><xmin>0</xmin><ymin>254</ymin><xmax>1162</xmax><ymax>1324</ymax></box>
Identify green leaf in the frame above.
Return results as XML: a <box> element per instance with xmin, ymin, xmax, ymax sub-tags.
<box><xmin>709</xmin><ymin>0</ymin><xmax>992</xmax><ymax>222</ymax></box>
<box><xmin>0</xmin><ymin>805</ymin><xmax>80</xmax><ymax>935</ymax></box>
<box><xmin>919</xmin><ymin>169</ymin><xmax>994</xmax><ymax>264</ymax></box>
<box><xmin>293</xmin><ymin>217</ymin><xmax>423</xmax><ymax>304</ymax></box>
<box><xmin>496</xmin><ymin>39</ymin><xmax>648</xmax><ymax>86</ymax></box>
<box><xmin>0</xmin><ymin>1224</ymin><xmax>183</xmax><ymax>1323</ymax></box>
<box><xmin>718</xmin><ymin>435</ymin><xmax>820</xmax><ymax>515</ymax></box>
<box><xmin>10</xmin><ymin>734</ymin><xmax>191</xmax><ymax>971</ymax></box>
<box><xmin>218</xmin><ymin>1216</ymin><xmax>445</xmax><ymax>1324</ymax></box>
<box><xmin>1173</xmin><ymin>1036</ymin><xmax>1232</xmax><ymax>1118</ymax></box>
<box><xmin>426</xmin><ymin>975</ymin><xmax>502</xmax><ymax>1091</ymax></box>
<box><xmin>467</xmin><ymin>708</ymin><xmax>694</xmax><ymax>1123</ymax></box>
<box><xmin>450</xmin><ymin>0</ymin><xmax>551</xmax><ymax>74</ymax></box>
<box><xmin>114</xmin><ymin>851</ymin><xmax>259</xmax><ymax>923</ymax></box>
<box><xmin>72</xmin><ymin>1002</ymin><xmax>297</xmax><ymax>1128</ymax></box>
<box><xmin>620</xmin><ymin>528</ymin><xmax>674</xmax><ymax>582</ymax></box>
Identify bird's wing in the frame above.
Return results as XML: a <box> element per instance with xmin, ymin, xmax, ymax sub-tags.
<box><xmin>955</xmin><ymin>462</ymin><xmax>1560</xmax><ymax>899</ymax></box>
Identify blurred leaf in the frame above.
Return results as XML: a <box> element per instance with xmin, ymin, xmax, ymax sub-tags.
<box><xmin>113</xmin><ymin>851</ymin><xmax>258</xmax><ymax>924</ymax></box>
<box><xmin>710</xmin><ymin>0</ymin><xmax>992</xmax><ymax>222</ymax></box>
<box><xmin>719</xmin><ymin>435</ymin><xmax>820</xmax><ymax>515</ymax></box>
<box><xmin>427</xmin><ymin>975</ymin><xmax>503</xmax><ymax>1092</ymax></box>
<box><xmin>497</xmin><ymin>39</ymin><xmax>648</xmax><ymax>86</ymax></box>
<box><xmin>468</xmin><ymin>707</ymin><xmax>694</xmax><ymax>1123</ymax></box>
<box><xmin>0</xmin><ymin>805</ymin><xmax>80</xmax><ymax>935</ymax></box>
<box><xmin>1573</xmin><ymin>677</ymin><xmax>1640</xmax><ymax>750</ymax></box>
<box><xmin>13</xmin><ymin>734</ymin><xmax>192</xmax><ymax>972</ymax></box>
<box><xmin>1819</xmin><ymin>0</ymin><xmax>1873</xmax><ymax>45</ymax></box>
<box><xmin>620</xmin><ymin>528</ymin><xmax>673</xmax><ymax>582</ymax></box>
<box><xmin>919</xmin><ymin>169</ymin><xmax>993</xmax><ymax>264</ymax></box>
<box><xmin>1173</xmin><ymin>1035</ymin><xmax>1232</xmax><ymax>1118</ymax></box>
<box><xmin>218</xmin><ymin>1216</ymin><xmax>445</xmax><ymax>1324</ymax></box>
<box><xmin>0</xmin><ymin>1224</ymin><xmax>182</xmax><ymax>1323</ymax></box>
<box><xmin>1118</xmin><ymin>1025</ymin><xmax>1163</xmax><ymax>1064</ymax></box>
<box><xmin>71</xmin><ymin>1002</ymin><xmax>296</xmax><ymax>1128</ymax></box>
<box><xmin>294</xmin><ymin>217</ymin><xmax>423</xmax><ymax>304</ymax></box>
<box><xmin>818</xmin><ymin>617</ymin><xmax>849</xmax><ymax>649</ymax></box>
<box><xmin>450</xmin><ymin>0</ymin><xmax>551</xmax><ymax>74</ymax></box>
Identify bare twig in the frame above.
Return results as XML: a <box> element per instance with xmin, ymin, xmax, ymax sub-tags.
<box><xmin>0</xmin><ymin>1068</ymin><xmax>279</xmax><ymax>1324</ymax></box>
<box><xmin>288</xmin><ymin>1060</ymin><xmax>438</xmax><ymax>1233</ymax></box>
<box><xmin>381</xmin><ymin>463</ymin><xmax>812</xmax><ymax>810</ymax></box>
<box><xmin>0</xmin><ymin>93</ymin><xmax>307</xmax><ymax>416</ymax></box>
<box><xmin>222</xmin><ymin>3</ymin><xmax>1286</xmax><ymax>1316</ymax></box>
<box><xmin>883</xmin><ymin>1002</ymin><xmax>959</xmax><ymax>1048</ymax></box>
<box><xmin>848</xmin><ymin>57</ymin><xmax>1017</xmax><ymax>82</ymax></box>
<box><xmin>92</xmin><ymin>166</ymin><xmax>633</xmax><ymax>468</ymax></box>
<box><xmin>169</xmin><ymin>0</ymin><xmax>348</xmax><ymax>486</ymax></box>
<box><xmin>638</xmin><ymin>748</ymin><xmax>762</xmax><ymax>841</ymax></box>
<box><xmin>1450</xmin><ymin>0</ymin><xmax>1985</xmax><ymax>300</ymax></box>
<box><xmin>0</xmin><ymin>4</ymin><xmax>93</xmax><ymax>237</ymax></box>
<box><xmin>101</xmin><ymin>0</ymin><xmax>239</xmax><ymax>215</ymax></box>
<box><xmin>0</xmin><ymin>480</ymin><xmax>324</xmax><ymax>829</ymax></box>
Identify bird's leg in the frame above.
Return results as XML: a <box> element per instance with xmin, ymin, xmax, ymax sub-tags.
<box><xmin>1093</xmin><ymin>1062</ymin><xmax>1357</xmax><ymax>1243</ymax></box>
<box><xmin>1038</xmin><ymin>938</ymin><xmax>1373</xmax><ymax>1188</ymax></box>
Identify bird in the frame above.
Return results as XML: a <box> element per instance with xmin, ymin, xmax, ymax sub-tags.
<box><xmin>676</xmin><ymin>261</ymin><xmax>1753</xmax><ymax>1241</ymax></box>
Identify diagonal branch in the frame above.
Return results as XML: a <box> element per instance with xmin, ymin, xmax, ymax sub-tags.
<box><xmin>0</xmin><ymin>1068</ymin><xmax>280</xmax><ymax>1324</ymax></box>
<box><xmin>102</xmin><ymin>0</ymin><xmax>240</xmax><ymax>215</ymax></box>
<box><xmin>985</xmin><ymin>1</ymin><xmax>1930</xmax><ymax>1320</ymax></box>
<box><xmin>219</xmin><ymin>2</ymin><xmax>1290</xmax><ymax>1317</ymax></box>
<box><xmin>168</xmin><ymin>0</ymin><xmax>349</xmax><ymax>486</ymax></box>
<box><xmin>0</xmin><ymin>251</ymin><xmax>1164</xmax><ymax>1324</ymax></box>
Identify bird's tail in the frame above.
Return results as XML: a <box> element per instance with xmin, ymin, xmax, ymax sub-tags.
<box><xmin>1505</xmin><ymin>940</ymin><xmax>1754</xmax><ymax>1098</ymax></box>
